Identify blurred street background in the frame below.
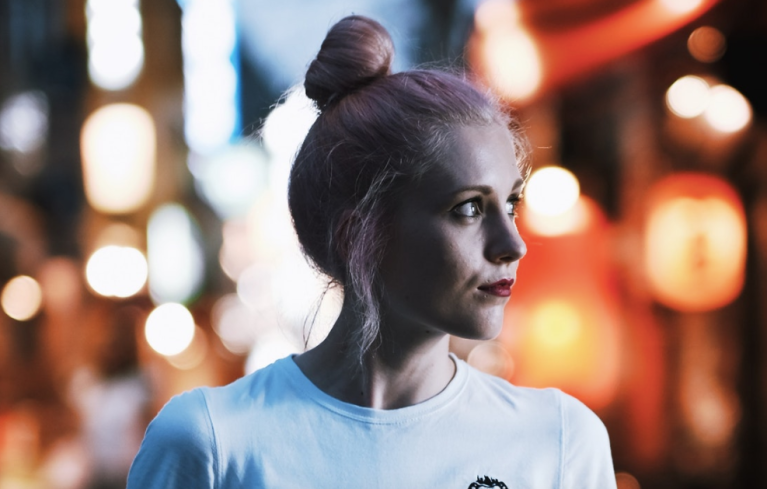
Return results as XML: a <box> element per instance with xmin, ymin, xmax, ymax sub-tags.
<box><xmin>0</xmin><ymin>0</ymin><xmax>766</xmax><ymax>487</ymax></box>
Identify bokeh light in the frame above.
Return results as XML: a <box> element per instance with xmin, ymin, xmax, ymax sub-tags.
<box><xmin>85</xmin><ymin>245</ymin><xmax>148</xmax><ymax>298</ymax></box>
<box><xmin>479</xmin><ymin>29</ymin><xmax>542</xmax><ymax>101</ymax></box>
<box><xmin>147</xmin><ymin>204</ymin><xmax>205</xmax><ymax>305</ymax></box>
<box><xmin>144</xmin><ymin>303</ymin><xmax>195</xmax><ymax>356</ymax></box>
<box><xmin>166</xmin><ymin>326</ymin><xmax>208</xmax><ymax>370</ymax></box>
<box><xmin>474</xmin><ymin>0</ymin><xmax>521</xmax><ymax>33</ymax></box>
<box><xmin>80</xmin><ymin>103</ymin><xmax>156</xmax><ymax>213</ymax></box>
<box><xmin>666</xmin><ymin>76</ymin><xmax>710</xmax><ymax>118</ymax></box>
<box><xmin>660</xmin><ymin>0</ymin><xmax>703</xmax><ymax>14</ymax></box>
<box><xmin>525</xmin><ymin>166</ymin><xmax>580</xmax><ymax>216</ymax></box>
<box><xmin>86</xmin><ymin>0</ymin><xmax>144</xmax><ymax>90</ymax></box>
<box><xmin>528</xmin><ymin>299</ymin><xmax>582</xmax><ymax>349</ymax></box>
<box><xmin>37</xmin><ymin>257</ymin><xmax>81</xmax><ymax>315</ymax></box>
<box><xmin>467</xmin><ymin>341</ymin><xmax>514</xmax><ymax>379</ymax></box>
<box><xmin>181</xmin><ymin>0</ymin><xmax>238</xmax><ymax>155</ymax></box>
<box><xmin>0</xmin><ymin>91</ymin><xmax>49</xmax><ymax>154</ymax></box>
<box><xmin>245</xmin><ymin>334</ymin><xmax>299</xmax><ymax>375</ymax></box>
<box><xmin>704</xmin><ymin>84</ymin><xmax>752</xmax><ymax>133</ymax></box>
<box><xmin>1</xmin><ymin>275</ymin><xmax>43</xmax><ymax>321</ymax></box>
<box><xmin>188</xmin><ymin>144</ymin><xmax>269</xmax><ymax>219</ymax></box>
<box><xmin>687</xmin><ymin>26</ymin><xmax>726</xmax><ymax>63</ymax></box>
<box><xmin>616</xmin><ymin>472</ymin><xmax>642</xmax><ymax>489</ymax></box>
<box><xmin>211</xmin><ymin>294</ymin><xmax>260</xmax><ymax>355</ymax></box>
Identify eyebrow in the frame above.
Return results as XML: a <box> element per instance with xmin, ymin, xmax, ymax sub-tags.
<box><xmin>450</xmin><ymin>179</ymin><xmax>525</xmax><ymax>195</ymax></box>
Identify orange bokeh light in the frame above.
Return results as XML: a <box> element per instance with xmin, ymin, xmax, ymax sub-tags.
<box><xmin>644</xmin><ymin>173</ymin><xmax>746</xmax><ymax>312</ymax></box>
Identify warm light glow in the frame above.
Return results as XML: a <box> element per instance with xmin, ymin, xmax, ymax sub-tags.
<box><xmin>467</xmin><ymin>341</ymin><xmax>514</xmax><ymax>379</ymax></box>
<box><xmin>480</xmin><ymin>29</ymin><xmax>542</xmax><ymax>101</ymax></box>
<box><xmin>525</xmin><ymin>167</ymin><xmax>580</xmax><ymax>216</ymax></box>
<box><xmin>85</xmin><ymin>245</ymin><xmax>148</xmax><ymax>298</ymax></box>
<box><xmin>147</xmin><ymin>204</ymin><xmax>205</xmax><ymax>304</ymax></box>
<box><xmin>704</xmin><ymin>84</ymin><xmax>752</xmax><ymax>133</ymax></box>
<box><xmin>86</xmin><ymin>0</ymin><xmax>144</xmax><ymax>90</ymax></box>
<box><xmin>522</xmin><ymin>196</ymin><xmax>592</xmax><ymax>237</ymax></box>
<box><xmin>188</xmin><ymin>144</ymin><xmax>269</xmax><ymax>219</ymax></box>
<box><xmin>219</xmin><ymin>218</ymin><xmax>253</xmax><ymax>280</ymax></box>
<box><xmin>666</xmin><ymin>76</ymin><xmax>710</xmax><ymax>118</ymax></box>
<box><xmin>144</xmin><ymin>303</ymin><xmax>195</xmax><ymax>356</ymax></box>
<box><xmin>0</xmin><ymin>91</ymin><xmax>48</xmax><ymax>153</ymax></box>
<box><xmin>644</xmin><ymin>174</ymin><xmax>746</xmax><ymax>312</ymax></box>
<box><xmin>616</xmin><ymin>472</ymin><xmax>642</xmax><ymax>489</ymax></box>
<box><xmin>529</xmin><ymin>300</ymin><xmax>583</xmax><ymax>349</ymax></box>
<box><xmin>81</xmin><ymin>103</ymin><xmax>156</xmax><ymax>213</ymax></box>
<box><xmin>660</xmin><ymin>0</ymin><xmax>703</xmax><ymax>14</ymax></box>
<box><xmin>166</xmin><ymin>326</ymin><xmax>208</xmax><ymax>370</ymax></box>
<box><xmin>1</xmin><ymin>276</ymin><xmax>43</xmax><ymax>321</ymax></box>
<box><xmin>246</xmin><ymin>191</ymin><xmax>296</xmax><ymax>265</ymax></box>
<box><xmin>474</xmin><ymin>0</ymin><xmax>521</xmax><ymax>33</ymax></box>
<box><xmin>688</xmin><ymin>26</ymin><xmax>726</xmax><ymax>63</ymax></box>
<box><xmin>181</xmin><ymin>0</ymin><xmax>238</xmax><ymax>155</ymax></box>
<box><xmin>38</xmin><ymin>257</ymin><xmax>81</xmax><ymax>314</ymax></box>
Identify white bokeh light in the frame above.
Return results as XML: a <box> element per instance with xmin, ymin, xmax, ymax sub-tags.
<box><xmin>86</xmin><ymin>0</ymin><xmax>144</xmax><ymax>90</ymax></box>
<box><xmin>181</xmin><ymin>0</ymin><xmax>238</xmax><ymax>155</ymax></box>
<box><xmin>525</xmin><ymin>167</ymin><xmax>580</xmax><ymax>216</ymax></box>
<box><xmin>80</xmin><ymin>103</ymin><xmax>156</xmax><ymax>214</ymax></box>
<box><xmin>85</xmin><ymin>245</ymin><xmax>148</xmax><ymax>298</ymax></box>
<box><xmin>245</xmin><ymin>334</ymin><xmax>299</xmax><ymax>375</ymax></box>
<box><xmin>666</xmin><ymin>76</ymin><xmax>710</xmax><ymax>118</ymax></box>
<box><xmin>481</xmin><ymin>29</ymin><xmax>542</xmax><ymax>101</ymax></box>
<box><xmin>211</xmin><ymin>294</ymin><xmax>261</xmax><ymax>355</ymax></box>
<box><xmin>660</xmin><ymin>0</ymin><xmax>703</xmax><ymax>14</ymax></box>
<box><xmin>147</xmin><ymin>204</ymin><xmax>205</xmax><ymax>304</ymax></box>
<box><xmin>704</xmin><ymin>84</ymin><xmax>752</xmax><ymax>133</ymax></box>
<box><xmin>189</xmin><ymin>144</ymin><xmax>269</xmax><ymax>219</ymax></box>
<box><xmin>1</xmin><ymin>276</ymin><xmax>43</xmax><ymax>321</ymax></box>
<box><xmin>144</xmin><ymin>303</ymin><xmax>196</xmax><ymax>356</ymax></box>
<box><xmin>0</xmin><ymin>91</ymin><xmax>48</xmax><ymax>153</ymax></box>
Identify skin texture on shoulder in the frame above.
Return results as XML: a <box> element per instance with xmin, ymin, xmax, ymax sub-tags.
<box><xmin>294</xmin><ymin>123</ymin><xmax>526</xmax><ymax>410</ymax></box>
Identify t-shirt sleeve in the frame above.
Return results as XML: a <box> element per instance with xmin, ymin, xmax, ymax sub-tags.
<box><xmin>127</xmin><ymin>389</ymin><xmax>217</xmax><ymax>489</ymax></box>
<box><xmin>559</xmin><ymin>391</ymin><xmax>617</xmax><ymax>489</ymax></box>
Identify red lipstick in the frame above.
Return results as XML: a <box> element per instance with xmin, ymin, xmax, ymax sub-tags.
<box><xmin>478</xmin><ymin>279</ymin><xmax>514</xmax><ymax>297</ymax></box>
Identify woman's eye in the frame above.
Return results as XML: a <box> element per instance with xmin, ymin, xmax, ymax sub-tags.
<box><xmin>454</xmin><ymin>201</ymin><xmax>480</xmax><ymax>217</ymax></box>
<box><xmin>506</xmin><ymin>198</ymin><xmax>522</xmax><ymax>217</ymax></box>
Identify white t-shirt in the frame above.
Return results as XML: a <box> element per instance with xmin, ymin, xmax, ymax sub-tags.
<box><xmin>127</xmin><ymin>354</ymin><xmax>616</xmax><ymax>488</ymax></box>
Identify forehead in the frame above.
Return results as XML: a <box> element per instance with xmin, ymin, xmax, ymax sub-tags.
<box><xmin>414</xmin><ymin>124</ymin><xmax>522</xmax><ymax>198</ymax></box>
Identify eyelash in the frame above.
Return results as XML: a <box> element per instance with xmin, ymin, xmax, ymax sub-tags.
<box><xmin>452</xmin><ymin>196</ymin><xmax>523</xmax><ymax>218</ymax></box>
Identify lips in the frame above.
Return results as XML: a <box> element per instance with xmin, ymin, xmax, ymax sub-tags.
<box><xmin>478</xmin><ymin>279</ymin><xmax>515</xmax><ymax>297</ymax></box>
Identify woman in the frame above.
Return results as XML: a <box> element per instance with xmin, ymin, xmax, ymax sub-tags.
<box><xmin>128</xmin><ymin>15</ymin><xmax>616</xmax><ymax>488</ymax></box>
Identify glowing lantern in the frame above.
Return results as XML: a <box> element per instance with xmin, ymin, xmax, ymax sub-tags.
<box><xmin>644</xmin><ymin>173</ymin><xmax>746</xmax><ymax>312</ymax></box>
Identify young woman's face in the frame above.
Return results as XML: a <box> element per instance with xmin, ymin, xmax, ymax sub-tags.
<box><xmin>379</xmin><ymin>123</ymin><xmax>526</xmax><ymax>342</ymax></box>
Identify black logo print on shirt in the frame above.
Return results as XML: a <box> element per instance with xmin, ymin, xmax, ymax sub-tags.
<box><xmin>468</xmin><ymin>475</ymin><xmax>508</xmax><ymax>488</ymax></box>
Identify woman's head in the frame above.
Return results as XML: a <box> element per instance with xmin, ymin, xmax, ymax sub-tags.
<box><xmin>288</xmin><ymin>15</ymin><xmax>527</xmax><ymax>359</ymax></box>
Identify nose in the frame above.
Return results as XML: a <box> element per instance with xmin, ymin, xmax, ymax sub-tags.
<box><xmin>484</xmin><ymin>214</ymin><xmax>527</xmax><ymax>264</ymax></box>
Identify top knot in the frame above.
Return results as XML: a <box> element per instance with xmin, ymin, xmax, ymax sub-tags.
<box><xmin>305</xmin><ymin>16</ymin><xmax>394</xmax><ymax>110</ymax></box>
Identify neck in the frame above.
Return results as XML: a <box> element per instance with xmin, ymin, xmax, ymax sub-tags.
<box><xmin>294</xmin><ymin>298</ymin><xmax>456</xmax><ymax>410</ymax></box>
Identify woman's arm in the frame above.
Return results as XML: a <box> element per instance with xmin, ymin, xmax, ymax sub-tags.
<box><xmin>127</xmin><ymin>389</ymin><xmax>217</xmax><ymax>489</ymax></box>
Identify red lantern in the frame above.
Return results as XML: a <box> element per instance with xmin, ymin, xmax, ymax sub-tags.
<box><xmin>643</xmin><ymin>173</ymin><xmax>746</xmax><ymax>312</ymax></box>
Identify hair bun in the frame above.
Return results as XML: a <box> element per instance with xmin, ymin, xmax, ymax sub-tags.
<box><xmin>305</xmin><ymin>16</ymin><xmax>394</xmax><ymax>109</ymax></box>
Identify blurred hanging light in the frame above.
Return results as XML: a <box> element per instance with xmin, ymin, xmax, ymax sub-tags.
<box><xmin>144</xmin><ymin>302</ymin><xmax>196</xmax><ymax>356</ymax></box>
<box><xmin>188</xmin><ymin>144</ymin><xmax>269</xmax><ymax>219</ymax></box>
<box><xmin>703</xmin><ymin>84</ymin><xmax>752</xmax><ymax>133</ymax></box>
<box><xmin>85</xmin><ymin>245</ymin><xmax>148</xmax><ymax>298</ymax></box>
<box><xmin>479</xmin><ymin>30</ymin><xmax>542</xmax><ymax>101</ymax></box>
<box><xmin>1</xmin><ymin>275</ymin><xmax>43</xmax><ymax>321</ymax></box>
<box><xmin>147</xmin><ymin>203</ymin><xmax>205</xmax><ymax>304</ymax></box>
<box><xmin>688</xmin><ymin>26</ymin><xmax>726</xmax><ymax>63</ymax></box>
<box><xmin>180</xmin><ymin>0</ymin><xmax>239</xmax><ymax>155</ymax></box>
<box><xmin>525</xmin><ymin>167</ymin><xmax>580</xmax><ymax>216</ymax></box>
<box><xmin>81</xmin><ymin>103</ymin><xmax>156</xmax><ymax>214</ymax></box>
<box><xmin>0</xmin><ymin>91</ymin><xmax>48</xmax><ymax>153</ymax></box>
<box><xmin>86</xmin><ymin>0</ymin><xmax>144</xmax><ymax>90</ymax></box>
<box><xmin>644</xmin><ymin>173</ymin><xmax>746</xmax><ymax>312</ymax></box>
<box><xmin>666</xmin><ymin>76</ymin><xmax>710</xmax><ymax>118</ymax></box>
